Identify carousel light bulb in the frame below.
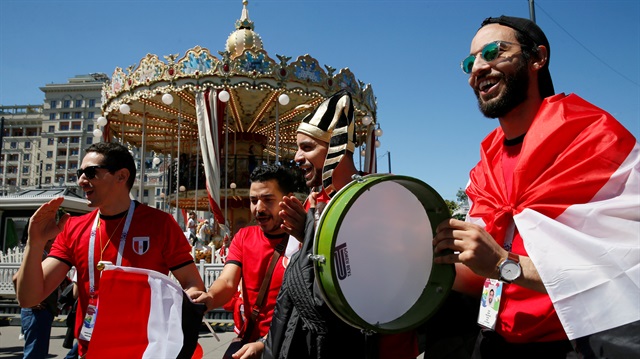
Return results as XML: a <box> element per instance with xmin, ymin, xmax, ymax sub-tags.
<box><xmin>230</xmin><ymin>182</ymin><xmax>237</xmax><ymax>189</ymax></box>
<box><xmin>93</xmin><ymin>129</ymin><xmax>103</xmax><ymax>138</ymax></box>
<box><xmin>375</xmin><ymin>127</ymin><xmax>383</xmax><ymax>137</ymax></box>
<box><xmin>278</xmin><ymin>93</ymin><xmax>290</xmax><ymax>106</ymax></box>
<box><xmin>152</xmin><ymin>157</ymin><xmax>161</xmax><ymax>165</ymax></box>
<box><xmin>218</xmin><ymin>90</ymin><xmax>230</xmax><ymax>103</ymax></box>
<box><xmin>96</xmin><ymin>116</ymin><xmax>107</xmax><ymax>127</ymax></box>
<box><xmin>362</xmin><ymin>115</ymin><xmax>373</xmax><ymax>126</ymax></box>
<box><xmin>375</xmin><ymin>140</ymin><xmax>381</xmax><ymax>148</ymax></box>
<box><xmin>119</xmin><ymin>103</ymin><xmax>130</xmax><ymax>114</ymax></box>
<box><xmin>179</xmin><ymin>185</ymin><xmax>186</xmax><ymax>192</ymax></box>
<box><xmin>162</xmin><ymin>93</ymin><xmax>174</xmax><ymax>105</ymax></box>
<box><xmin>360</xmin><ymin>149</ymin><xmax>366</xmax><ymax>157</ymax></box>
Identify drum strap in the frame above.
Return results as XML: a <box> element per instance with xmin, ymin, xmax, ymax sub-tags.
<box><xmin>242</xmin><ymin>236</ymin><xmax>289</xmax><ymax>342</ymax></box>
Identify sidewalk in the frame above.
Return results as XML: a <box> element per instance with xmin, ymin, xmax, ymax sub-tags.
<box><xmin>0</xmin><ymin>324</ymin><xmax>238</xmax><ymax>358</ymax></box>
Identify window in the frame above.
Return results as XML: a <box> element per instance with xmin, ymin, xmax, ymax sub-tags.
<box><xmin>62</xmin><ymin>113</ymin><xmax>70</xmax><ymax>120</ymax></box>
<box><xmin>73</xmin><ymin>112</ymin><xmax>82</xmax><ymax>119</ymax></box>
<box><xmin>45</xmin><ymin>177</ymin><xmax>51</xmax><ymax>184</ymax></box>
<box><xmin>63</xmin><ymin>100</ymin><xmax>70</xmax><ymax>108</ymax></box>
<box><xmin>86</xmin><ymin>137</ymin><xmax>93</xmax><ymax>145</ymax></box>
<box><xmin>69</xmin><ymin>162</ymin><xmax>78</xmax><ymax>169</ymax></box>
<box><xmin>59</xmin><ymin>138</ymin><xmax>68</xmax><ymax>144</ymax></box>
<box><xmin>69</xmin><ymin>175</ymin><xmax>77</xmax><ymax>182</ymax></box>
<box><xmin>47</xmin><ymin>138</ymin><xmax>54</xmax><ymax>145</ymax></box>
<box><xmin>47</xmin><ymin>151</ymin><xmax>53</xmax><ymax>158</ymax></box>
<box><xmin>8</xmin><ymin>154</ymin><xmax>19</xmax><ymax>161</ymax></box>
<box><xmin>87</xmin><ymin>124</ymin><xmax>94</xmax><ymax>131</ymax></box>
<box><xmin>46</xmin><ymin>164</ymin><xmax>52</xmax><ymax>171</ymax></box>
<box><xmin>71</xmin><ymin>149</ymin><xmax>79</xmax><ymax>156</ymax></box>
<box><xmin>89</xmin><ymin>99</ymin><xmax>96</xmax><ymax>107</ymax></box>
<box><xmin>58</xmin><ymin>150</ymin><xmax>67</xmax><ymax>156</ymax></box>
<box><xmin>70</xmin><ymin>137</ymin><xmax>80</xmax><ymax>143</ymax></box>
<box><xmin>10</xmin><ymin>142</ymin><xmax>17</xmax><ymax>149</ymax></box>
<box><xmin>156</xmin><ymin>188</ymin><xmax>161</xmax><ymax>195</ymax></box>
<box><xmin>144</xmin><ymin>189</ymin><xmax>149</xmax><ymax>197</ymax></box>
<box><xmin>0</xmin><ymin>167</ymin><xmax>3</xmax><ymax>174</ymax></box>
<box><xmin>72</xmin><ymin>122</ymin><xmax>82</xmax><ymax>130</ymax></box>
<box><xmin>49</xmin><ymin>113</ymin><xmax>56</xmax><ymax>120</ymax></box>
<box><xmin>75</xmin><ymin>100</ymin><xmax>83</xmax><ymax>108</ymax></box>
<box><xmin>60</xmin><ymin>122</ymin><xmax>69</xmax><ymax>130</ymax></box>
<box><xmin>87</xmin><ymin>112</ymin><xmax>95</xmax><ymax>119</ymax></box>
<box><xmin>22</xmin><ymin>179</ymin><xmax>29</xmax><ymax>186</ymax></box>
<box><xmin>50</xmin><ymin>100</ymin><xmax>57</xmax><ymax>109</ymax></box>
<box><xmin>25</xmin><ymin>141</ymin><xmax>31</xmax><ymax>149</ymax></box>
<box><xmin>23</xmin><ymin>154</ymin><xmax>30</xmax><ymax>161</ymax></box>
<box><xmin>22</xmin><ymin>166</ymin><xmax>29</xmax><ymax>173</ymax></box>
<box><xmin>48</xmin><ymin>125</ymin><xmax>55</xmax><ymax>132</ymax></box>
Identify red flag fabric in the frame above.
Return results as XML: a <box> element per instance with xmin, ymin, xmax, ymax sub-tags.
<box><xmin>86</xmin><ymin>265</ymin><xmax>204</xmax><ymax>358</ymax></box>
<box><xmin>467</xmin><ymin>93</ymin><xmax>639</xmax><ymax>339</ymax></box>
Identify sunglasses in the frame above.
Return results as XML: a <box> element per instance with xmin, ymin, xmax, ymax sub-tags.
<box><xmin>461</xmin><ymin>41</ymin><xmax>520</xmax><ymax>74</ymax></box>
<box><xmin>76</xmin><ymin>165</ymin><xmax>112</xmax><ymax>180</ymax></box>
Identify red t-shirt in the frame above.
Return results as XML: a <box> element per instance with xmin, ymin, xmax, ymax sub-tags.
<box><xmin>226</xmin><ymin>226</ymin><xmax>298</xmax><ymax>341</ymax></box>
<box><xmin>48</xmin><ymin>203</ymin><xmax>194</xmax><ymax>356</ymax></box>
<box><xmin>497</xmin><ymin>140</ymin><xmax>567</xmax><ymax>343</ymax></box>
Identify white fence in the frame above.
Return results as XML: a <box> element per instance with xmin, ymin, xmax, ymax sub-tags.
<box><xmin>0</xmin><ymin>247</ymin><xmax>225</xmax><ymax>298</ymax></box>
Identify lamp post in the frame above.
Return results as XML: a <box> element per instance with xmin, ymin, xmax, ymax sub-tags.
<box><xmin>219</xmin><ymin>90</ymin><xmax>230</xmax><ymax>224</ymax></box>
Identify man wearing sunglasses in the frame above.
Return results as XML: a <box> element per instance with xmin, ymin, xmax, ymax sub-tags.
<box><xmin>14</xmin><ymin>142</ymin><xmax>205</xmax><ymax>358</ymax></box>
<box><xmin>433</xmin><ymin>15</ymin><xmax>639</xmax><ymax>358</ymax></box>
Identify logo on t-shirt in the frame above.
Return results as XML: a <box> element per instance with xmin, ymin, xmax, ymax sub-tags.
<box><xmin>132</xmin><ymin>237</ymin><xmax>150</xmax><ymax>255</ymax></box>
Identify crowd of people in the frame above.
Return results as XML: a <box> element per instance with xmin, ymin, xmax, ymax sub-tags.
<box><xmin>13</xmin><ymin>15</ymin><xmax>639</xmax><ymax>359</ymax></box>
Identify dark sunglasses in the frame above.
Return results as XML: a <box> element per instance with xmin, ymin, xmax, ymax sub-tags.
<box><xmin>76</xmin><ymin>165</ymin><xmax>112</xmax><ymax>180</ymax></box>
<box><xmin>461</xmin><ymin>41</ymin><xmax>520</xmax><ymax>74</ymax></box>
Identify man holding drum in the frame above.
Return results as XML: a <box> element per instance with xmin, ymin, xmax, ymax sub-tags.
<box><xmin>434</xmin><ymin>15</ymin><xmax>639</xmax><ymax>357</ymax></box>
<box><xmin>264</xmin><ymin>90</ymin><xmax>420</xmax><ymax>359</ymax></box>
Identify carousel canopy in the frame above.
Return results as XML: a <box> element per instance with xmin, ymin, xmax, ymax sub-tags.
<box><xmin>100</xmin><ymin>0</ymin><xmax>378</xmax><ymax>161</ymax></box>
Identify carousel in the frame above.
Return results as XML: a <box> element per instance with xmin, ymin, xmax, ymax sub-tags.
<box><xmin>99</xmin><ymin>0</ymin><xmax>382</xmax><ymax>234</ymax></box>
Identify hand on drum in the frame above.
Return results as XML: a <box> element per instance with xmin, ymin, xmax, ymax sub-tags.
<box><xmin>433</xmin><ymin>218</ymin><xmax>507</xmax><ymax>279</ymax></box>
<box><xmin>278</xmin><ymin>195</ymin><xmax>306</xmax><ymax>243</ymax></box>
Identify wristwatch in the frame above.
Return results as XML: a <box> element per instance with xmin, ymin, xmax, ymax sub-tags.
<box><xmin>498</xmin><ymin>252</ymin><xmax>522</xmax><ymax>283</ymax></box>
<box><xmin>256</xmin><ymin>337</ymin><xmax>267</xmax><ymax>345</ymax></box>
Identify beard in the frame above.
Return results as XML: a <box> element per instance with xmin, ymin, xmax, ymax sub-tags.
<box><xmin>475</xmin><ymin>60</ymin><xmax>529</xmax><ymax>119</ymax></box>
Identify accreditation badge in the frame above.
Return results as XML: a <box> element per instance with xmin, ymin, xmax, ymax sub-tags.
<box><xmin>477</xmin><ymin>278</ymin><xmax>503</xmax><ymax>330</ymax></box>
<box><xmin>79</xmin><ymin>298</ymin><xmax>99</xmax><ymax>341</ymax></box>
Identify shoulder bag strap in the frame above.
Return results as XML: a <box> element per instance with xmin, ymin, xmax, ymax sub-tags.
<box><xmin>241</xmin><ymin>236</ymin><xmax>289</xmax><ymax>342</ymax></box>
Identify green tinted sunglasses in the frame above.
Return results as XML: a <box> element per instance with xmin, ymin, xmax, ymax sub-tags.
<box><xmin>461</xmin><ymin>41</ymin><xmax>520</xmax><ymax>74</ymax></box>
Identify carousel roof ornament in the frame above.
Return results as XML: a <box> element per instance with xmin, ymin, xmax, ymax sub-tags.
<box><xmin>100</xmin><ymin>0</ymin><xmax>378</xmax><ymax>159</ymax></box>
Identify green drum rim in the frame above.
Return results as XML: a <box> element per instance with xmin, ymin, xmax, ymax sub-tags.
<box><xmin>314</xmin><ymin>174</ymin><xmax>455</xmax><ymax>333</ymax></box>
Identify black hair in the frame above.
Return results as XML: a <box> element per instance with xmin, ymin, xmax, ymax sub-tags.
<box><xmin>86</xmin><ymin>142</ymin><xmax>136</xmax><ymax>190</ymax></box>
<box><xmin>249</xmin><ymin>165</ymin><xmax>299</xmax><ymax>195</ymax></box>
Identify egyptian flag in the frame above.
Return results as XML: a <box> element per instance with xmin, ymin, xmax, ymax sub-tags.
<box><xmin>466</xmin><ymin>93</ymin><xmax>639</xmax><ymax>340</ymax></box>
<box><xmin>86</xmin><ymin>265</ymin><xmax>205</xmax><ymax>359</ymax></box>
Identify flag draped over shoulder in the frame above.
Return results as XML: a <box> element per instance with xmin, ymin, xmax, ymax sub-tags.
<box><xmin>195</xmin><ymin>88</ymin><xmax>225</xmax><ymax>225</ymax></box>
<box><xmin>466</xmin><ymin>93</ymin><xmax>640</xmax><ymax>340</ymax></box>
<box><xmin>87</xmin><ymin>266</ymin><xmax>205</xmax><ymax>359</ymax></box>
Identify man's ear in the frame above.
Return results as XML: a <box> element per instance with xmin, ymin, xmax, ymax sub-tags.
<box><xmin>532</xmin><ymin>45</ymin><xmax>549</xmax><ymax>70</ymax></box>
<box><xmin>116</xmin><ymin>168</ymin><xmax>129</xmax><ymax>183</ymax></box>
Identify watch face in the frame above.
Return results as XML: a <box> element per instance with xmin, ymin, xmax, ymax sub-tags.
<box><xmin>501</xmin><ymin>261</ymin><xmax>521</xmax><ymax>281</ymax></box>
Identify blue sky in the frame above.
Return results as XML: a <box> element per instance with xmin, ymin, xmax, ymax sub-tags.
<box><xmin>1</xmin><ymin>0</ymin><xmax>638</xmax><ymax>201</ymax></box>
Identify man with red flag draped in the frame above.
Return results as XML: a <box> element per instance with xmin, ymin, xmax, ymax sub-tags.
<box><xmin>433</xmin><ymin>16</ymin><xmax>639</xmax><ymax>358</ymax></box>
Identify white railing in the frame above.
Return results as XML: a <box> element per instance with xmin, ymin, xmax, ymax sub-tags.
<box><xmin>0</xmin><ymin>247</ymin><xmax>226</xmax><ymax>297</ymax></box>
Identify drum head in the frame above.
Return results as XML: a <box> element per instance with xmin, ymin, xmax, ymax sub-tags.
<box><xmin>314</xmin><ymin>174</ymin><xmax>454</xmax><ymax>333</ymax></box>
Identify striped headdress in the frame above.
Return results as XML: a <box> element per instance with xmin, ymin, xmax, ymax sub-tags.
<box><xmin>297</xmin><ymin>90</ymin><xmax>355</xmax><ymax>196</ymax></box>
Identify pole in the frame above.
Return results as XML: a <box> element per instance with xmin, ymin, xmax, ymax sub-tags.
<box><xmin>275</xmin><ymin>101</ymin><xmax>280</xmax><ymax>164</ymax></box>
<box><xmin>38</xmin><ymin>160</ymin><xmax>43</xmax><ymax>189</ymax></box>
<box><xmin>224</xmin><ymin>106</ymin><xmax>229</xmax><ymax>226</ymax></box>
<box><xmin>529</xmin><ymin>0</ymin><xmax>536</xmax><ymax>23</ymax></box>
<box><xmin>388</xmin><ymin>151</ymin><xmax>391</xmax><ymax>174</ymax></box>
<box><xmin>0</xmin><ymin>117</ymin><xmax>4</xmax><ymax>169</ymax></box>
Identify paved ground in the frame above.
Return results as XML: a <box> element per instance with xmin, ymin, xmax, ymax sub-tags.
<box><xmin>0</xmin><ymin>323</ymin><xmax>238</xmax><ymax>358</ymax></box>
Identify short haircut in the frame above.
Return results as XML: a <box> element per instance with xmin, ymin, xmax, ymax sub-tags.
<box><xmin>86</xmin><ymin>142</ymin><xmax>136</xmax><ymax>190</ymax></box>
<box><xmin>249</xmin><ymin>165</ymin><xmax>299</xmax><ymax>195</ymax></box>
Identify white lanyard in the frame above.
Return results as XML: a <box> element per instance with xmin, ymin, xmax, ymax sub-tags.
<box><xmin>87</xmin><ymin>200</ymin><xmax>135</xmax><ymax>295</ymax></box>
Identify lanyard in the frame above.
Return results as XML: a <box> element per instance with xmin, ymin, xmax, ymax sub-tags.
<box><xmin>87</xmin><ymin>200</ymin><xmax>135</xmax><ymax>295</ymax></box>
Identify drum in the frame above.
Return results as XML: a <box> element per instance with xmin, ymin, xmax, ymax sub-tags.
<box><xmin>313</xmin><ymin>174</ymin><xmax>455</xmax><ymax>333</ymax></box>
